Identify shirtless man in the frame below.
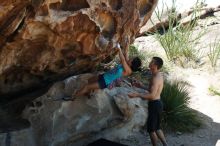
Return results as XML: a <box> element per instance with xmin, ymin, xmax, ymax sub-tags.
<box><xmin>128</xmin><ymin>57</ymin><xmax>168</xmax><ymax>146</ymax></box>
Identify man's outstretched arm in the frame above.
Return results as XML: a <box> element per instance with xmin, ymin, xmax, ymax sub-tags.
<box><xmin>128</xmin><ymin>77</ymin><xmax>159</xmax><ymax>100</ymax></box>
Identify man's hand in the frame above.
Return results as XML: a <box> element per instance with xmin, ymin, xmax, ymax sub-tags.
<box><xmin>128</xmin><ymin>92</ymin><xmax>140</xmax><ymax>98</ymax></box>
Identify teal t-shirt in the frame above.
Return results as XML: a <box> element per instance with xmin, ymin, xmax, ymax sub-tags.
<box><xmin>103</xmin><ymin>64</ymin><xmax>124</xmax><ymax>86</ymax></box>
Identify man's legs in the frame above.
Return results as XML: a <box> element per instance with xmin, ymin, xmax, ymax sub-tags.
<box><xmin>148</xmin><ymin>101</ymin><xmax>167</xmax><ymax>146</ymax></box>
<box><xmin>148</xmin><ymin>102</ymin><xmax>158</xmax><ymax>146</ymax></box>
<box><xmin>156</xmin><ymin>129</ymin><xmax>168</xmax><ymax>146</ymax></box>
<box><xmin>149</xmin><ymin>132</ymin><xmax>158</xmax><ymax>146</ymax></box>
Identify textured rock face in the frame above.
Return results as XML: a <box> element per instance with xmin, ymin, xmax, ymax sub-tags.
<box><xmin>0</xmin><ymin>0</ymin><xmax>158</xmax><ymax>97</ymax></box>
<box><xmin>0</xmin><ymin>74</ymin><xmax>148</xmax><ymax>146</ymax></box>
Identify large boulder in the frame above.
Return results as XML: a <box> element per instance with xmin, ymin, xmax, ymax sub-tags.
<box><xmin>0</xmin><ymin>0</ymin><xmax>158</xmax><ymax>97</ymax></box>
<box><xmin>0</xmin><ymin>74</ymin><xmax>148</xmax><ymax>146</ymax></box>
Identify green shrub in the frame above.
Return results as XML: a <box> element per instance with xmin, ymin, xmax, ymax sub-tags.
<box><xmin>208</xmin><ymin>38</ymin><xmax>220</xmax><ymax>69</ymax></box>
<box><xmin>208</xmin><ymin>85</ymin><xmax>220</xmax><ymax>96</ymax></box>
<box><xmin>161</xmin><ymin>80</ymin><xmax>202</xmax><ymax>132</ymax></box>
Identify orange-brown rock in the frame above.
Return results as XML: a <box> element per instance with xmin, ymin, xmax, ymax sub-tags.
<box><xmin>0</xmin><ymin>0</ymin><xmax>158</xmax><ymax>97</ymax></box>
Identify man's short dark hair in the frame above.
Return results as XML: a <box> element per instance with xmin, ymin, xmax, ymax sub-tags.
<box><xmin>152</xmin><ymin>57</ymin><xmax>163</xmax><ymax>69</ymax></box>
<box><xmin>131</xmin><ymin>57</ymin><xmax>142</xmax><ymax>72</ymax></box>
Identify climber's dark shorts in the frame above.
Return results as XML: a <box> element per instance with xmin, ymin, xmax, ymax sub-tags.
<box><xmin>147</xmin><ymin>99</ymin><xmax>163</xmax><ymax>133</ymax></box>
<box><xmin>98</xmin><ymin>74</ymin><xmax>107</xmax><ymax>89</ymax></box>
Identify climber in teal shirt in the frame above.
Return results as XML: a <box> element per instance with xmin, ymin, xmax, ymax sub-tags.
<box><xmin>103</xmin><ymin>64</ymin><xmax>124</xmax><ymax>86</ymax></box>
<box><xmin>71</xmin><ymin>43</ymin><xmax>142</xmax><ymax>98</ymax></box>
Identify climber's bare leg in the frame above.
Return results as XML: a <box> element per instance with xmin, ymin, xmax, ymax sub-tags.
<box><xmin>73</xmin><ymin>82</ymin><xmax>100</xmax><ymax>97</ymax></box>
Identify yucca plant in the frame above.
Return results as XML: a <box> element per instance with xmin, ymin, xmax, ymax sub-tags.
<box><xmin>208</xmin><ymin>38</ymin><xmax>220</xmax><ymax>69</ymax></box>
<box><xmin>161</xmin><ymin>80</ymin><xmax>202</xmax><ymax>132</ymax></box>
<box><xmin>154</xmin><ymin>0</ymin><xmax>205</xmax><ymax>67</ymax></box>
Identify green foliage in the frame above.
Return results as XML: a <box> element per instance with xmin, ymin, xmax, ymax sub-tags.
<box><xmin>208</xmin><ymin>85</ymin><xmax>220</xmax><ymax>96</ymax></box>
<box><xmin>154</xmin><ymin>0</ymin><xmax>206</xmax><ymax>67</ymax></box>
<box><xmin>161</xmin><ymin>80</ymin><xmax>202</xmax><ymax>132</ymax></box>
<box><xmin>129</xmin><ymin>45</ymin><xmax>146</xmax><ymax>61</ymax></box>
<box><xmin>208</xmin><ymin>38</ymin><xmax>220</xmax><ymax>69</ymax></box>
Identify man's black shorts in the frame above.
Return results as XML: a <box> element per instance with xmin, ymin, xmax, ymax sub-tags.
<box><xmin>98</xmin><ymin>74</ymin><xmax>107</xmax><ymax>89</ymax></box>
<box><xmin>147</xmin><ymin>99</ymin><xmax>163</xmax><ymax>133</ymax></box>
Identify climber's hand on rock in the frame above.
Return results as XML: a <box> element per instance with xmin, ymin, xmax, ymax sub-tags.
<box><xmin>116</xmin><ymin>44</ymin><xmax>123</xmax><ymax>54</ymax></box>
<box><xmin>116</xmin><ymin>43</ymin><xmax>121</xmax><ymax>49</ymax></box>
<box><xmin>113</xmin><ymin>43</ymin><xmax>121</xmax><ymax>52</ymax></box>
